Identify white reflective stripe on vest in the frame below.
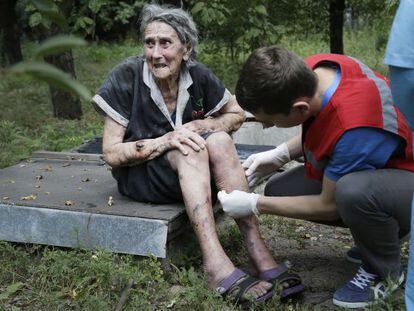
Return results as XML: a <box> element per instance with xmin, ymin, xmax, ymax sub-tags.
<box><xmin>351</xmin><ymin>57</ymin><xmax>399</xmax><ymax>135</ymax></box>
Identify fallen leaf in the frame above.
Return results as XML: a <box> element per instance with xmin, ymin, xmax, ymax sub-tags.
<box><xmin>21</xmin><ymin>194</ymin><xmax>37</xmax><ymax>200</ymax></box>
<box><xmin>35</xmin><ymin>185</ymin><xmax>40</xmax><ymax>188</ymax></box>
<box><xmin>166</xmin><ymin>299</ymin><xmax>176</xmax><ymax>309</ymax></box>
<box><xmin>81</xmin><ymin>177</ymin><xmax>90</xmax><ymax>182</ymax></box>
<box><xmin>65</xmin><ymin>200</ymin><xmax>74</xmax><ymax>206</ymax></box>
<box><xmin>310</xmin><ymin>237</ymin><xmax>318</xmax><ymax>241</ymax></box>
<box><xmin>41</xmin><ymin>165</ymin><xmax>53</xmax><ymax>172</ymax></box>
<box><xmin>304</xmin><ymin>233</ymin><xmax>311</xmax><ymax>239</ymax></box>
<box><xmin>2</xmin><ymin>196</ymin><xmax>10</xmax><ymax>200</ymax></box>
<box><xmin>9</xmin><ymin>180</ymin><xmax>15</xmax><ymax>184</ymax></box>
<box><xmin>107</xmin><ymin>196</ymin><xmax>114</xmax><ymax>206</ymax></box>
<box><xmin>19</xmin><ymin>164</ymin><xmax>26</xmax><ymax>168</ymax></box>
<box><xmin>44</xmin><ymin>192</ymin><xmax>51</xmax><ymax>195</ymax></box>
<box><xmin>77</xmin><ymin>187</ymin><xmax>82</xmax><ymax>191</ymax></box>
<box><xmin>69</xmin><ymin>289</ymin><xmax>77</xmax><ymax>299</ymax></box>
<box><xmin>62</xmin><ymin>162</ymin><xmax>71</xmax><ymax>167</ymax></box>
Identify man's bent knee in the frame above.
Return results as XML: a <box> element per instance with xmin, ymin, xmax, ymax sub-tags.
<box><xmin>336</xmin><ymin>172</ymin><xmax>375</xmax><ymax>223</ymax></box>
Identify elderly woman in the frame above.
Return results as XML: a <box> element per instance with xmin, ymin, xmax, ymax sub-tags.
<box><xmin>92</xmin><ymin>4</ymin><xmax>303</xmax><ymax>304</ymax></box>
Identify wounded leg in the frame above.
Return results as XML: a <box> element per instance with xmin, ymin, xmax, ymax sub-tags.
<box><xmin>166</xmin><ymin>147</ymin><xmax>271</xmax><ymax>298</ymax></box>
<box><xmin>206</xmin><ymin>132</ymin><xmax>277</xmax><ymax>273</ymax></box>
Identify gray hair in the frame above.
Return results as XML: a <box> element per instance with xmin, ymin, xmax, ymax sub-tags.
<box><xmin>140</xmin><ymin>4</ymin><xmax>198</xmax><ymax>66</ymax></box>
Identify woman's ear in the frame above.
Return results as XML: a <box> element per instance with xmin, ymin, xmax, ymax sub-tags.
<box><xmin>183</xmin><ymin>45</ymin><xmax>191</xmax><ymax>61</ymax></box>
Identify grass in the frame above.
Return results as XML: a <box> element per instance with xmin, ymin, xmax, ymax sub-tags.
<box><xmin>0</xmin><ymin>30</ymin><xmax>407</xmax><ymax>310</ymax></box>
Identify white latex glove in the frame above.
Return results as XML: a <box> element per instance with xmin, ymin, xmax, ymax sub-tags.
<box><xmin>217</xmin><ymin>190</ymin><xmax>260</xmax><ymax>218</ymax></box>
<box><xmin>242</xmin><ymin>142</ymin><xmax>290</xmax><ymax>188</ymax></box>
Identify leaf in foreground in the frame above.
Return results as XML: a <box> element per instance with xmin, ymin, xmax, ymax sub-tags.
<box><xmin>33</xmin><ymin>36</ymin><xmax>87</xmax><ymax>59</ymax></box>
<box><xmin>9</xmin><ymin>62</ymin><xmax>91</xmax><ymax>101</ymax></box>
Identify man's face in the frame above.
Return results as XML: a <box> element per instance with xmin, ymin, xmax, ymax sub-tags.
<box><xmin>253</xmin><ymin>109</ymin><xmax>305</xmax><ymax>128</ymax></box>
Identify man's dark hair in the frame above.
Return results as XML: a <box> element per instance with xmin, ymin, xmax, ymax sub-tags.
<box><xmin>236</xmin><ymin>46</ymin><xmax>317</xmax><ymax>115</ymax></box>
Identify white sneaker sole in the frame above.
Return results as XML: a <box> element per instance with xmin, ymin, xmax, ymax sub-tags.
<box><xmin>332</xmin><ymin>272</ymin><xmax>405</xmax><ymax>309</ymax></box>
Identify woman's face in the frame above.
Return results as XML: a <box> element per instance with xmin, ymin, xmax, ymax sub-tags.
<box><xmin>144</xmin><ymin>21</ymin><xmax>188</xmax><ymax>81</ymax></box>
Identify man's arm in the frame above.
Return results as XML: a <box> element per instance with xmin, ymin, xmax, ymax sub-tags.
<box><xmin>182</xmin><ymin>95</ymin><xmax>246</xmax><ymax>135</ymax></box>
<box><xmin>218</xmin><ymin>174</ymin><xmax>339</xmax><ymax>221</ymax></box>
<box><xmin>286</xmin><ymin>133</ymin><xmax>303</xmax><ymax>160</ymax></box>
<box><xmin>258</xmin><ymin>175</ymin><xmax>338</xmax><ymax>221</ymax></box>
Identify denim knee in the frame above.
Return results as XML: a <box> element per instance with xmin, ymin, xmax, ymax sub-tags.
<box><xmin>335</xmin><ymin>172</ymin><xmax>375</xmax><ymax>225</ymax></box>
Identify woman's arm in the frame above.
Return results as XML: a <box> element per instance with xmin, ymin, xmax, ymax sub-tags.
<box><xmin>182</xmin><ymin>95</ymin><xmax>246</xmax><ymax>135</ymax></box>
<box><xmin>103</xmin><ymin>117</ymin><xmax>206</xmax><ymax>168</ymax></box>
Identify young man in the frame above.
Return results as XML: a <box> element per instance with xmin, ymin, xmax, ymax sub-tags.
<box><xmin>218</xmin><ymin>46</ymin><xmax>414</xmax><ymax>308</ymax></box>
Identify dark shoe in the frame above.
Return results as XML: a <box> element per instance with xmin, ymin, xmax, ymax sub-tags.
<box><xmin>333</xmin><ymin>266</ymin><xmax>405</xmax><ymax>309</ymax></box>
<box><xmin>215</xmin><ymin>268</ymin><xmax>274</xmax><ymax>305</ymax></box>
<box><xmin>259</xmin><ymin>261</ymin><xmax>305</xmax><ymax>300</ymax></box>
<box><xmin>346</xmin><ymin>246</ymin><xmax>362</xmax><ymax>264</ymax></box>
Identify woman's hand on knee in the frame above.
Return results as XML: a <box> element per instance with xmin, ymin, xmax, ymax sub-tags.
<box><xmin>162</xmin><ymin>128</ymin><xmax>206</xmax><ymax>155</ymax></box>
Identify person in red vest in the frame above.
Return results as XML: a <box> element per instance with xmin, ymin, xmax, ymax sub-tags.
<box><xmin>218</xmin><ymin>46</ymin><xmax>414</xmax><ymax>308</ymax></box>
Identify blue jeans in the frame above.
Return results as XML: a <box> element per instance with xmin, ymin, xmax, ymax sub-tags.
<box><xmin>389</xmin><ymin>66</ymin><xmax>414</xmax><ymax>309</ymax></box>
<box><xmin>389</xmin><ymin>66</ymin><xmax>414</xmax><ymax>129</ymax></box>
<box><xmin>407</xmin><ymin>197</ymin><xmax>414</xmax><ymax>310</ymax></box>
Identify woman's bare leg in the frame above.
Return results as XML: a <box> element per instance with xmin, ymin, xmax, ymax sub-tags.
<box><xmin>167</xmin><ymin>147</ymin><xmax>271</xmax><ymax>297</ymax></box>
<box><xmin>206</xmin><ymin>132</ymin><xmax>278</xmax><ymax>273</ymax></box>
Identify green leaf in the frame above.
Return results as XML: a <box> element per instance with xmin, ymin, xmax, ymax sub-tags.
<box><xmin>40</xmin><ymin>10</ymin><xmax>68</xmax><ymax>30</ymax></box>
<box><xmin>255</xmin><ymin>5</ymin><xmax>268</xmax><ymax>16</ymax></box>
<box><xmin>31</xmin><ymin>0</ymin><xmax>68</xmax><ymax>29</ymax></box>
<box><xmin>9</xmin><ymin>62</ymin><xmax>91</xmax><ymax>101</ymax></box>
<box><xmin>33</xmin><ymin>36</ymin><xmax>87</xmax><ymax>59</ymax></box>
<box><xmin>191</xmin><ymin>2</ymin><xmax>205</xmax><ymax>15</ymax></box>
<box><xmin>0</xmin><ymin>282</ymin><xmax>24</xmax><ymax>300</ymax></box>
<box><xmin>31</xmin><ymin>0</ymin><xmax>55</xmax><ymax>12</ymax></box>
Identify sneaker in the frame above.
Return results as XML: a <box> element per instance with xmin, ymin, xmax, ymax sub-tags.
<box><xmin>346</xmin><ymin>246</ymin><xmax>362</xmax><ymax>264</ymax></box>
<box><xmin>332</xmin><ymin>266</ymin><xmax>405</xmax><ymax>309</ymax></box>
<box><xmin>346</xmin><ymin>235</ymin><xmax>411</xmax><ymax>264</ymax></box>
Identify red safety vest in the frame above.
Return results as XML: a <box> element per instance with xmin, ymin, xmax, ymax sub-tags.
<box><xmin>303</xmin><ymin>54</ymin><xmax>414</xmax><ymax>180</ymax></box>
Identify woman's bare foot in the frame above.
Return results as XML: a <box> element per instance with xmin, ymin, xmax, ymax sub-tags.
<box><xmin>205</xmin><ymin>260</ymin><xmax>273</xmax><ymax>299</ymax></box>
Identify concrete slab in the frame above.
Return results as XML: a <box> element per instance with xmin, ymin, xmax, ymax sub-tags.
<box><xmin>233</xmin><ymin>122</ymin><xmax>300</xmax><ymax>146</ymax></box>
<box><xmin>0</xmin><ymin>153</ymin><xmax>185</xmax><ymax>257</ymax></box>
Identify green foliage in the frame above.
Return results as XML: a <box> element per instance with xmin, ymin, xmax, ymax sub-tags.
<box><xmin>31</xmin><ymin>0</ymin><xmax>68</xmax><ymax>29</ymax></box>
<box><xmin>190</xmin><ymin>0</ymin><xmax>282</xmax><ymax>59</ymax></box>
<box><xmin>0</xmin><ymin>244</ymin><xmax>168</xmax><ymax>309</ymax></box>
<box><xmin>70</xmin><ymin>0</ymin><xmax>145</xmax><ymax>40</ymax></box>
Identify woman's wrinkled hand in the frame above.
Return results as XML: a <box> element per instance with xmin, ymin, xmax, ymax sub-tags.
<box><xmin>181</xmin><ymin>119</ymin><xmax>212</xmax><ymax>135</ymax></box>
<box><xmin>162</xmin><ymin>127</ymin><xmax>206</xmax><ymax>155</ymax></box>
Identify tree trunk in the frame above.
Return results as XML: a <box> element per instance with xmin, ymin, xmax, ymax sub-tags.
<box><xmin>0</xmin><ymin>0</ymin><xmax>23</xmax><ymax>66</ymax></box>
<box><xmin>45</xmin><ymin>52</ymin><xmax>83</xmax><ymax>120</ymax></box>
<box><xmin>44</xmin><ymin>1</ymin><xmax>83</xmax><ymax>120</ymax></box>
<box><xmin>329</xmin><ymin>0</ymin><xmax>345</xmax><ymax>54</ymax></box>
